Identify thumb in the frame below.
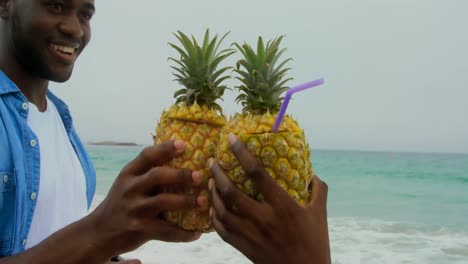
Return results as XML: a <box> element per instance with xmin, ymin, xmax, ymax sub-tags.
<box><xmin>308</xmin><ymin>173</ymin><xmax>328</xmax><ymax>211</ymax></box>
<box><xmin>121</xmin><ymin>140</ymin><xmax>186</xmax><ymax>176</ymax></box>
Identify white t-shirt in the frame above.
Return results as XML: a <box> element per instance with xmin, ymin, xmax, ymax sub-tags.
<box><xmin>25</xmin><ymin>97</ymin><xmax>87</xmax><ymax>249</ymax></box>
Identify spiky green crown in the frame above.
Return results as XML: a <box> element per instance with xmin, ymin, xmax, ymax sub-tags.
<box><xmin>169</xmin><ymin>29</ymin><xmax>235</xmax><ymax>111</ymax></box>
<box><xmin>233</xmin><ymin>36</ymin><xmax>293</xmax><ymax>114</ymax></box>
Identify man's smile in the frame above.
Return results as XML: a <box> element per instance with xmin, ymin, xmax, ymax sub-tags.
<box><xmin>48</xmin><ymin>42</ymin><xmax>79</xmax><ymax>63</ymax></box>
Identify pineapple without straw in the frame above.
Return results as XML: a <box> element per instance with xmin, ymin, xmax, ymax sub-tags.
<box><xmin>154</xmin><ymin>30</ymin><xmax>234</xmax><ymax>231</ymax></box>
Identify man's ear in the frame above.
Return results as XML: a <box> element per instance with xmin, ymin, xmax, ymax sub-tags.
<box><xmin>0</xmin><ymin>0</ymin><xmax>11</xmax><ymax>19</ymax></box>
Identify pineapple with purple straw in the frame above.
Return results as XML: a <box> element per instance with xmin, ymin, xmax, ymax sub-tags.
<box><xmin>216</xmin><ymin>36</ymin><xmax>324</xmax><ymax>204</ymax></box>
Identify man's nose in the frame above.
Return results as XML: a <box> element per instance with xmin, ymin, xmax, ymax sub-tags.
<box><xmin>59</xmin><ymin>14</ymin><xmax>84</xmax><ymax>39</ymax></box>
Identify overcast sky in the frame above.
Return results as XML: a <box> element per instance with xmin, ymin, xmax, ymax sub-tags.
<box><xmin>51</xmin><ymin>0</ymin><xmax>468</xmax><ymax>153</ymax></box>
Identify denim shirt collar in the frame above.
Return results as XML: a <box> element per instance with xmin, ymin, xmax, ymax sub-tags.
<box><xmin>46</xmin><ymin>91</ymin><xmax>73</xmax><ymax>132</ymax></box>
<box><xmin>0</xmin><ymin>70</ymin><xmax>20</xmax><ymax>95</ymax></box>
<box><xmin>0</xmin><ymin>70</ymin><xmax>73</xmax><ymax>132</ymax></box>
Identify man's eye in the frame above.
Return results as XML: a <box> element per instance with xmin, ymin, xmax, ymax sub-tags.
<box><xmin>48</xmin><ymin>2</ymin><xmax>65</xmax><ymax>12</ymax></box>
<box><xmin>81</xmin><ymin>11</ymin><xmax>93</xmax><ymax>21</ymax></box>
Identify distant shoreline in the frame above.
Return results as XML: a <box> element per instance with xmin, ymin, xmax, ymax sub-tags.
<box><xmin>88</xmin><ymin>141</ymin><xmax>139</xmax><ymax>147</ymax></box>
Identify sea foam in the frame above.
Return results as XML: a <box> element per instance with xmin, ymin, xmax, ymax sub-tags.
<box><xmin>114</xmin><ymin>216</ymin><xmax>468</xmax><ymax>263</ymax></box>
<box><xmin>329</xmin><ymin>217</ymin><xmax>468</xmax><ymax>264</ymax></box>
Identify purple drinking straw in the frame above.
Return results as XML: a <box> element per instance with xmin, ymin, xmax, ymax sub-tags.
<box><xmin>272</xmin><ymin>78</ymin><xmax>325</xmax><ymax>132</ymax></box>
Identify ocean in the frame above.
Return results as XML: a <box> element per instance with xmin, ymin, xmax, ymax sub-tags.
<box><xmin>87</xmin><ymin>145</ymin><xmax>468</xmax><ymax>264</ymax></box>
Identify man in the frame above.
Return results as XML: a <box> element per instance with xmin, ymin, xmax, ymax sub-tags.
<box><xmin>0</xmin><ymin>0</ymin><xmax>205</xmax><ymax>263</ymax></box>
<box><xmin>0</xmin><ymin>0</ymin><xmax>331</xmax><ymax>263</ymax></box>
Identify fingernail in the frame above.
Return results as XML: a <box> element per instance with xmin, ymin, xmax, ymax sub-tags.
<box><xmin>192</xmin><ymin>171</ymin><xmax>202</xmax><ymax>185</ymax></box>
<box><xmin>173</xmin><ymin>140</ymin><xmax>186</xmax><ymax>154</ymax></box>
<box><xmin>207</xmin><ymin>158</ymin><xmax>214</xmax><ymax>168</ymax></box>
<box><xmin>209</xmin><ymin>207</ymin><xmax>213</xmax><ymax>218</ymax></box>
<box><xmin>208</xmin><ymin>178</ymin><xmax>214</xmax><ymax>191</ymax></box>
<box><xmin>197</xmin><ymin>195</ymin><xmax>208</xmax><ymax>208</ymax></box>
<box><xmin>228</xmin><ymin>133</ymin><xmax>238</xmax><ymax>146</ymax></box>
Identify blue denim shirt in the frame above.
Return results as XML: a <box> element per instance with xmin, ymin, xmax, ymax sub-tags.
<box><xmin>0</xmin><ymin>70</ymin><xmax>96</xmax><ymax>257</ymax></box>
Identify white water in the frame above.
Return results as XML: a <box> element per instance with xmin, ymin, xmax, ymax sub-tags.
<box><xmin>91</xmin><ymin>195</ymin><xmax>468</xmax><ymax>264</ymax></box>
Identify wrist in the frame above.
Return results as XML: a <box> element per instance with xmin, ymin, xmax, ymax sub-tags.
<box><xmin>77</xmin><ymin>213</ymin><xmax>117</xmax><ymax>261</ymax></box>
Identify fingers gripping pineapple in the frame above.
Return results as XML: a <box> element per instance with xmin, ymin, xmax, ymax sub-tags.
<box><xmin>217</xmin><ymin>36</ymin><xmax>313</xmax><ymax>205</ymax></box>
<box><xmin>154</xmin><ymin>30</ymin><xmax>234</xmax><ymax>231</ymax></box>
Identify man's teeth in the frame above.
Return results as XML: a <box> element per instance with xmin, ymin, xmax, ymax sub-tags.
<box><xmin>51</xmin><ymin>44</ymin><xmax>75</xmax><ymax>54</ymax></box>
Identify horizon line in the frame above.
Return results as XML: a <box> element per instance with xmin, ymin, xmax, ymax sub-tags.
<box><xmin>84</xmin><ymin>141</ymin><xmax>468</xmax><ymax>156</ymax></box>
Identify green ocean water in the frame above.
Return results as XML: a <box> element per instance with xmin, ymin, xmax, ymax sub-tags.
<box><xmin>87</xmin><ymin>145</ymin><xmax>468</xmax><ymax>263</ymax></box>
<box><xmin>315</xmin><ymin>150</ymin><xmax>468</xmax><ymax>229</ymax></box>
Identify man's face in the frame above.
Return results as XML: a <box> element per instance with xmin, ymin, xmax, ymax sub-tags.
<box><xmin>10</xmin><ymin>0</ymin><xmax>95</xmax><ymax>82</ymax></box>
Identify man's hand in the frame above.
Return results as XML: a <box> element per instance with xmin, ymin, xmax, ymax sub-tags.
<box><xmin>88</xmin><ymin>140</ymin><xmax>205</xmax><ymax>257</ymax></box>
<box><xmin>0</xmin><ymin>141</ymin><xmax>206</xmax><ymax>264</ymax></box>
<box><xmin>209</xmin><ymin>134</ymin><xmax>331</xmax><ymax>264</ymax></box>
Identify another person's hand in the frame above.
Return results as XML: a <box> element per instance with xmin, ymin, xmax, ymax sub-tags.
<box><xmin>88</xmin><ymin>140</ymin><xmax>206</xmax><ymax>257</ymax></box>
<box><xmin>209</xmin><ymin>134</ymin><xmax>331</xmax><ymax>264</ymax></box>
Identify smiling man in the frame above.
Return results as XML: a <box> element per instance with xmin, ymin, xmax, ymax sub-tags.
<box><xmin>0</xmin><ymin>0</ymin><xmax>332</xmax><ymax>263</ymax></box>
<box><xmin>0</xmin><ymin>1</ymin><xmax>206</xmax><ymax>263</ymax></box>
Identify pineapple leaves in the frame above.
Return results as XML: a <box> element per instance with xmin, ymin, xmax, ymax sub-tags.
<box><xmin>202</xmin><ymin>29</ymin><xmax>211</xmax><ymax>53</ymax></box>
<box><xmin>168</xmin><ymin>29</ymin><xmax>235</xmax><ymax>108</ymax></box>
<box><xmin>212</xmin><ymin>66</ymin><xmax>233</xmax><ymax>86</ymax></box>
<box><xmin>168</xmin><ymin>30</ymin><xmax>294</xmax><ymax>114</ymax></box>
<box><xmin>233</xmin><ymin>35</ymin><xmax>292</xmax><ymax>114</ymax></box>
<box><xmin>173</xmin><ymin>88</ymin><xmax>187</xmax><ymax>99</ymax></box>
<box><xmin>256</xmin><ymin>37</ymin><xmax>265</xmax><ymax>69</ymax></box>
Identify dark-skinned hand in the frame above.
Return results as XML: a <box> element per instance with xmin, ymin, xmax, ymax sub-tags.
<box><xmin>87</xmin><ymin>140</ymin><xmax>207</xmax><ymax>259</ymax></box>
<box><xmin>208</xmin><ymin>134</ymin><xmax>331</xmax><ymax>264</ymax></box>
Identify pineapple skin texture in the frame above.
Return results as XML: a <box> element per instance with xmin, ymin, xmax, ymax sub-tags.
<box><xmin>216</xmin><ymin>112</ymin><xmax>313</xmax><ymax>205</ymax></box>
<box><xmin>154</xmin><ymin>103</ymin><xmax>226</xmax><ymax>231</ymax></box>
